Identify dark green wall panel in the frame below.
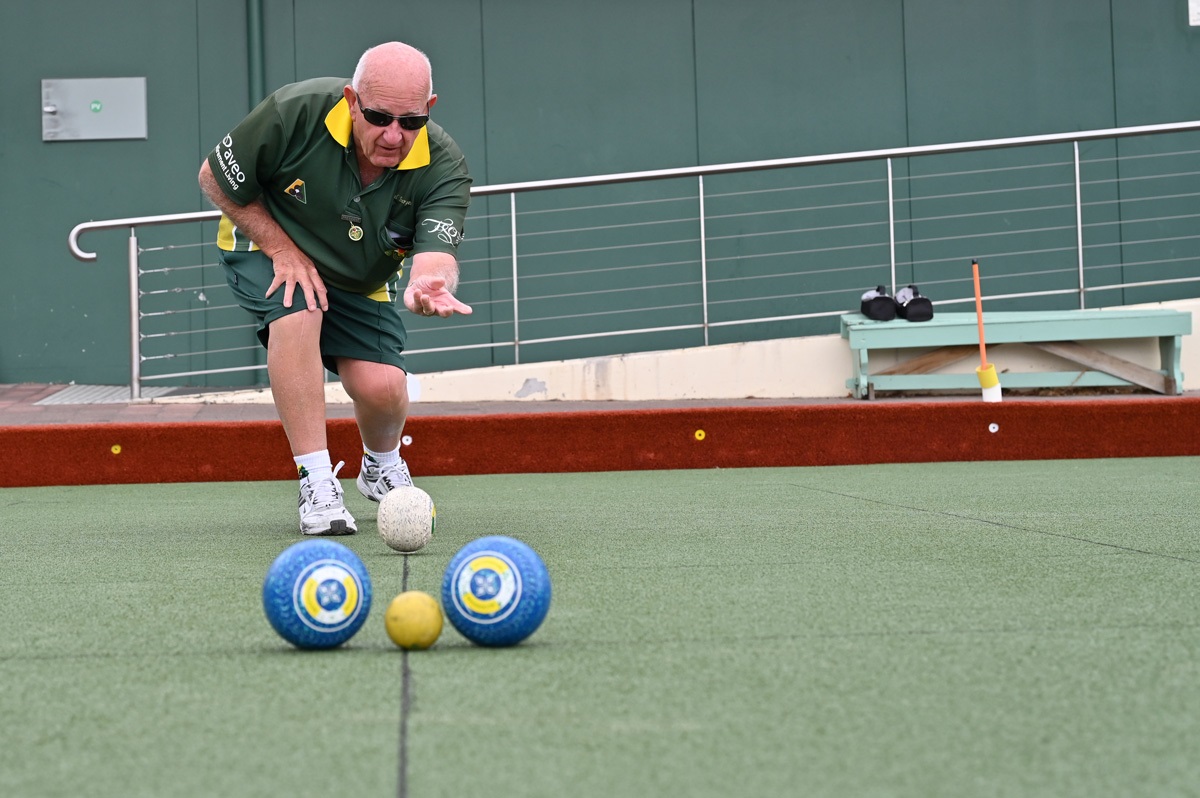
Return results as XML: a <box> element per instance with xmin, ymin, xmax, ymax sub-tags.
<box><xmin>479</xmin><ymin>0</ymin><xmax>699</xmax><ymax>182</ymax></box>
<box><xmin>1112</xmin><ymin>0</ymin><xmax>1200</xmax><ymax>126</ymax></box>
<box><xmin>694</xmin><ymin>0</ymin><xmax>909</xmax><ymax>161</ymax></box>
<box><xmin>904</xmin><ymin>0</ymin><xmax>1117</xmax><ymax>143</ymax></box>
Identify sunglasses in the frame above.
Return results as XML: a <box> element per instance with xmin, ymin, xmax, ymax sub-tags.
<box><xmin>359</xmin><ymin>105</ymin><xmax>429</xmax><ymax>131</ymax></box>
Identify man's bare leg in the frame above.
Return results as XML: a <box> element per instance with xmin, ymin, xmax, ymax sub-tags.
<box><xmin>269</xmin><ymin>311</ymin><xmax>356</xmax><ymax>535</ymax></box>
<box><xmin>268</xmin><ymin>311</ymin><xmax>328</xmax><ymax>455</ymax></box>
<box><xmin>338</xmin><ymin>358</ymin><xmax>413</xmax><ymax>501</ymax></box>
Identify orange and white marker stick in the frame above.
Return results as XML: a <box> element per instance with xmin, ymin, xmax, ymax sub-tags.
<box><xmin>972</xmin><ymin>259</ymin><xmax>1002</xmax><ymax>403</ymax></box>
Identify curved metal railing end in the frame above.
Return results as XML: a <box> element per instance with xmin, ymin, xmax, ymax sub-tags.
<box><xmin>69</xmin><ymin>211</ymin><xmax>222</xmax><ymax>262</ymax></box>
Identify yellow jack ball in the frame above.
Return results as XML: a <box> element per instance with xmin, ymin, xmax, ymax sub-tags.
<box><xmin>384</xmin><ymin>591</ymin><xmax>443</xmax><ymax>650</ymax></box>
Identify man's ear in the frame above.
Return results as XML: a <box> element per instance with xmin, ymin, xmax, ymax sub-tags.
<box><xmin>428</xmin><ymin>94</ymin><xmax>438</xmax><ymax>110</ymax></box>
<box><xmin>343</xmin><ymin>86</ymin><xmax>357</xmax><ymax>107</ymax></box>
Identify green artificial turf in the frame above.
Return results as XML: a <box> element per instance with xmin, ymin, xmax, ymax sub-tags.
<box><xmin>3</xmin><ymin>458</ymin><xmax>1199</xmax><ymax>797</ymax></box>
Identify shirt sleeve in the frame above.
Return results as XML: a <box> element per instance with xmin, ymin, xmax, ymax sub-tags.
<box><xmin>411</xmin><ymin>153</ymin><xmax>472</xmax><ymax>256</ymax></box>
<box><xmin>205</xmin><ymin>95</ymin><xmax>288</xmax><ymax>207</ymax></box>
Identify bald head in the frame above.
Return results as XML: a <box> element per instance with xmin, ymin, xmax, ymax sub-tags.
<box><xmin>351</xmin><ymin>42</ymin><xmax>433</xmax><ymax>102</ymax></box>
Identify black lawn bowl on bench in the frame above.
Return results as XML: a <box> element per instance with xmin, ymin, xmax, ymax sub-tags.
<box><xmin>840</xmin><ymin>309</ymin><xmax>1191</xmax><ymax>400</ymax></box>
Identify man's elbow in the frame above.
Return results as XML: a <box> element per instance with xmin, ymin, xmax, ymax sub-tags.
<box><xmin>198</xmin><ymin>161</ymin><xmax>223</xmax><ymax>207</ymax></box>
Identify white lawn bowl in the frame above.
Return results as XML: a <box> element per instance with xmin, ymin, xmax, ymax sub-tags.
<box><xmin>377</xmin><ymin>485</ymin><xmax>435</xmax><ymax>553</ymax></box>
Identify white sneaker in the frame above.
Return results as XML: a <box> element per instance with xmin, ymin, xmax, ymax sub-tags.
<box><xmin>298</xmin><ymin>461</ymin><xmax>357</xmax><ymax>536</ymax></box>
<box><xmin>356</xmin><ymin>453</ymin><xmax>413</xmax><ymax>502</ymax></box>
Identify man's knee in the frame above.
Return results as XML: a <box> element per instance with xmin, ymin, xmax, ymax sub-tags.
<box><xmin>340</xmin><ymin>360</ymin><xmax>409</xmax><ymax>406</ymax></box>
<box><xmin>268</xmin><ymin>307</ymin><xmax>323</xmax><ymax>335</ymax></box>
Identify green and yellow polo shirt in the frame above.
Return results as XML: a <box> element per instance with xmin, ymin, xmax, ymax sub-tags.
<box><xmin>207</xmin><ymin>77</ymin><xmax>471</xmax><ymax>295</ymax></box>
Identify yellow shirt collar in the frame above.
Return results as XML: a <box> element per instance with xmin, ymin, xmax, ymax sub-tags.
<box><xmin>324</xmin><ymin>97</ymin><xmax>430</xmax><ymax>170</ymax></box>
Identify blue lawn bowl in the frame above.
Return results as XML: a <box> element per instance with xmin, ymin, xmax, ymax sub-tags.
<box><xmin>262</xmin><ymin>539</ymin><xmax>373</xmax><ymax>650</ymax></box>
<box><xmin>442</xmin><ymin>535</ymin><xmax>551</xmax><ymax>647</ymax></box>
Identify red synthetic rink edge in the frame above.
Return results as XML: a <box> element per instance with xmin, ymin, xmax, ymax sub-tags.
<box><xmin>2</xmin><ymin>397</ymin><xmax>1199</xmax><ymax>488</ymax></box>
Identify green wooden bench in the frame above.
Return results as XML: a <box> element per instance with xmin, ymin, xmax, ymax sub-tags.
<box><xmin>840</xmin><ymin>309</ymin><xmax>1192</xmax><ymax>399</ymax></box>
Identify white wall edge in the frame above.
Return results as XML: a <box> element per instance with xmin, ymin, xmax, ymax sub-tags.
<box><xmin>154</xmin><ymin>299</ymin><xmax>1199</xmax><ymax>405</ymax></box>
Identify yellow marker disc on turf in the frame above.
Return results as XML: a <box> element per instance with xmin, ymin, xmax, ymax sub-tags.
<box><xmin>694</xmin><ymin>430</ymin><xmax>706</xmax><ymax>441</ymax></box>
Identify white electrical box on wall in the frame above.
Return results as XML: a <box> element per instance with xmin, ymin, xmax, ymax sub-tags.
<box><xmin>42</xmin><ymin>77</ymin><xmax>148</xmax><ymax>141</ymax></box>
<box><xmin>1190</xmin><ymin>0</ymin><xmax>1200</xmax><ymax>26</ymax></box>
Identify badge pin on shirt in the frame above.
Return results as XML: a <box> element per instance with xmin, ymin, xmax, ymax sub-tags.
<box><xmin>341</xmin><ymin>212</ymin><xmax>364</xmax><ymax>241</ymax></box>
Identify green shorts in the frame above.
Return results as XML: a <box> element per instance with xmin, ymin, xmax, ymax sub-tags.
<box><xmin>220</xmin><ymin>249</ymin><xmax>407</xmax><ymax>375</ymax></box>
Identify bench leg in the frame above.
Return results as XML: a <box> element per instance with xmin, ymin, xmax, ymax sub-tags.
<box><xmin>1160</xmin><ymin>334</ymin><xmax>1183</xmax><ymax>395</ymax></box>
<box><xmin>846</xmin><ymin>348</ymin><xmax>871</xmax><ymax>399</ymax></box>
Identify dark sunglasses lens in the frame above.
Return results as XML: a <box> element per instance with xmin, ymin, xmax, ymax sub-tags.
<box><xmin>361</xmin><ymin>106</ymin><xmax>428</xmax><ymax>130</ymax></box>
<box><xmin>361</xmin><ymin>107</ymin><xmax>391</xmax><ymax>127</ymax></box>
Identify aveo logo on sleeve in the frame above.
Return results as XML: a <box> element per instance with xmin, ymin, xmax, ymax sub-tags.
<box><xmin>214</xmin><ymin>135</ymin><xmax>247</xmax><ymax>191</ymax></box>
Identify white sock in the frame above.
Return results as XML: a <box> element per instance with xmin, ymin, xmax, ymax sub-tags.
<box><xmin>363</xmin><ymin>444</ymin><xmax>400</xmax><ymax>467</ymax></box>
<box><xmin>294</xmin><ymin>450</ymin><xmax>333</xmax><ymax>484</ymax></box>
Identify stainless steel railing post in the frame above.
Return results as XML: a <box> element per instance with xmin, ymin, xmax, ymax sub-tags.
<box><xmin>510</xmin><ymin>192</ymin><xmax>521</xmax><ymax>364</ymax></box>
<box><xmin>698</xmin><ymin>175</ymin><xmax>710</xmax><ymax>346</ymax></box>
<box><xmin>1073</xmin><ymin>140</ymin><xmax>1087</xmax><ymax>309</ymax></box>
<box><xmin>128</xmin><ymin>229</ymin><xmax>142</xmax><ymax>400</ymax></box>
<box><xmin>886</xmin><ymin>157</ymin><xmax>897</xmax><ymax>292</ymax></box>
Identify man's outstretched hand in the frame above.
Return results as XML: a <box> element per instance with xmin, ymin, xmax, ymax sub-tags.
<box><xmin>404</xmin><ymin>275</ymin><xmax>473</xmax><ymax>317</ymax></box>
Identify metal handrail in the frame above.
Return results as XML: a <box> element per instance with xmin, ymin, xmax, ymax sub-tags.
<box><xmin>69</xmin><ymin>119</ymin><xmax>1200</xmax><ymax>260</ymax></box>
<box><xmin>70</xmin><ymin>210</ymin><xmax>221</xmax><ymax>262</ymax></box>
<box><xmin>468</xmin><ymin>120</ymin><xmax>1200</xmax><ymax>194</ymax></box>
